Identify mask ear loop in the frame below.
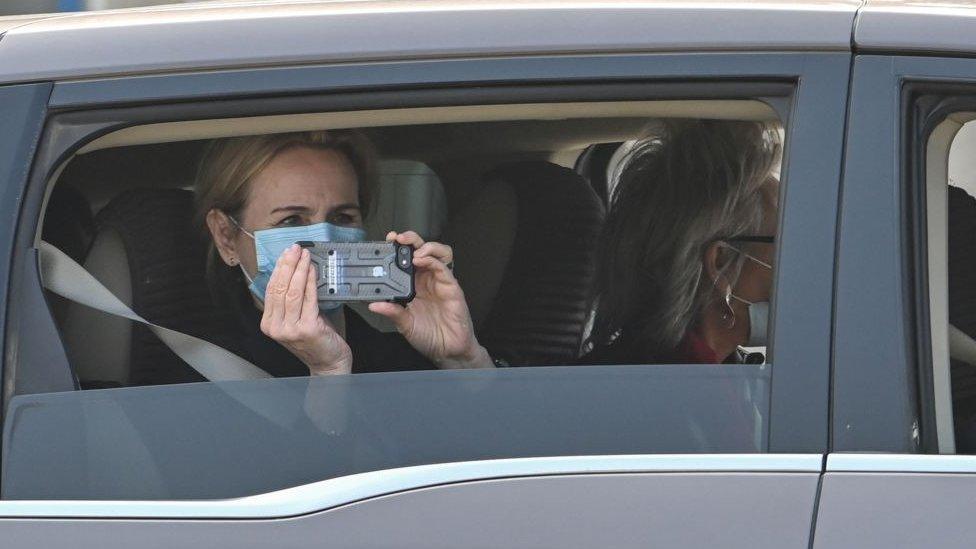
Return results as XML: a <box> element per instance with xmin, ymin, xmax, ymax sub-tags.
<box><xmin>226</xmin><ymin>213</ymin><xmax>257</xmax><ymax>283</ymax></box>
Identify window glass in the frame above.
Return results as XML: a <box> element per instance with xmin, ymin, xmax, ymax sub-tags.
<box><xmin>4</xmin><ymin>366</ymin><xmax>769</xmax><ymax>499</ymax></box>
<box><xmin>9</xmin><ymin>109</ymin><xmax>785</xmax><ymax>499</ymax></box>
<box><xmin>943</xmin><ymin>119</ymin><xmax>976</xmax><ymax>452</ymax></box>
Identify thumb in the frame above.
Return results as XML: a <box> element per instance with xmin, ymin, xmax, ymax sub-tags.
<box><xmin>368</xmin><ymin>302</ymin><xmax>413</xmax><ymax>334</ymax></box>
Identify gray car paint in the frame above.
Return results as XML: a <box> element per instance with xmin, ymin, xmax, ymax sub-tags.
<box><xmin>0</xmin><ymin>84</ymin><xmax>54</xmax><ymax>398</ymax></box>
<box><xmin>832</xmin><ymin>54</ymin><xmax>976</xmax><ymax>453</ymax></box>
<box><xmin>0</xmin><ymin>0</ymin><xmax>860</xmax><ymax>84</ymax></box>
<box><xmin>857</xmin><ymin>1</ymin><xmax>976</xmax><ymax>56</ymax></box>
<box><xmin>831</xmin><ymin>54</ymin><xmax>918</xmax><ymax>454</ymax></box>
<box><xmin>0</xmin><ymin>472</ymin><xmax>821</xmax><ymax>549</ymax></box>
<box><xmin>814</xmin><ymin>472</ymin><xmax>976</xmax><ymax>549</ymax></box>
<box><xmin>817</xmin><ymin>52</ymin><xmax>976</xmax><ymax>547</ymax></box>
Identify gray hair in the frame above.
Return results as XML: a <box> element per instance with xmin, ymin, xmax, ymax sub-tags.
<box><xmin>589</xmin><ymin>119</ymin><xmax>780</xmax><ymax>354</ymax></box>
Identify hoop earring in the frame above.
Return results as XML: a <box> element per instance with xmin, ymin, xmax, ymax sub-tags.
<box><xmin>721</xmin><ymin>286</ymin><xmax>736</xmax><ymax>329</ymax></box>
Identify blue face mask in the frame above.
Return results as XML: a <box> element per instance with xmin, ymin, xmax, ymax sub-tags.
<box><xmin>231</xmin><ymin>217</ymin><xmax>367</xmax><ymax>311</ymax></box>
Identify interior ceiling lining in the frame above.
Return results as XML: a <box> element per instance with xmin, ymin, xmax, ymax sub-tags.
<box><xmin>77</xmin><ymin>100</ymin><xmax>779</xmax><ymax>154</ymax></box>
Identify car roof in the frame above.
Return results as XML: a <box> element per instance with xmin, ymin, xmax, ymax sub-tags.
<box><xmin>0</xmin><ymin>1</ymin><xmax>860</xmax><ymax>84</ymax></box>
<box><xmin>857</xmin><ymin>0</ymin><xmax>976</xmax><ymax>56</ymax></box>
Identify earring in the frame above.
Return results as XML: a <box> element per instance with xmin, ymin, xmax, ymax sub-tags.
<box><xmin>721</xmin><ymin>286</ymin><xmax>736</xmax><ymax>329</ymax></box>
<box><xmin>228</xmin><ymin>256</ymin><xmax>238</xmax><ymax>266</ymax></box>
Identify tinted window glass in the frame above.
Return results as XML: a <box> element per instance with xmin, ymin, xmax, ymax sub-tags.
<box><xmin>10</xmin><ymin>109</ymin><xmax>786</xmax><ymax>499</ymax></box>
<box><xmin>4</xmin><ymin>365</ymin><xmax>769</xmax><ymax>499</ymax></box>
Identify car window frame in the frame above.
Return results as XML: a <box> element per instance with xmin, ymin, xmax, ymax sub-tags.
<box><xmin>1</xmin><ymin>54</ymin><xmax>850</xmax><ymax>505</ymax></box>
<box><xmin>905</xmin><ymin>85</ymin><xmax>976</xmax><ymax>454</ymax></box>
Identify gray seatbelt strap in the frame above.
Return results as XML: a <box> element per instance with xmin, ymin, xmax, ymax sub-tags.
<box><xmin>38</xmin><ymin>241</ymin><xmax>271</xmax><ymax>382</ymax></box>
<box><xmin>950</xmin><ymin>324</ymin><xmax>976</xmax><ymax>367</ymax></box>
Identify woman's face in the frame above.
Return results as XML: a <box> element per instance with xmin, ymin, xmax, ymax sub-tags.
<box><xmin>217</xmin><ymin>145</ymin><xmax>362</xmax><ymax>277</ymax></box>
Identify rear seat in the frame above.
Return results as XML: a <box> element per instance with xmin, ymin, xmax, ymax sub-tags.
<box><xmin>444</xmin><ymin>161</ymin><xmax>605</xmax><ymax>366</ymax></box>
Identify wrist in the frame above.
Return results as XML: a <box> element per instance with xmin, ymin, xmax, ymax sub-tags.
<box><xmin>434</xmin><ymin>344</ymin><xmax>493</xmax><ymax>370</ymax></box>
<box><xmin>305</xmin><ymin>348</ymin><xmax>353</xmax><ymax>376</ymax></box>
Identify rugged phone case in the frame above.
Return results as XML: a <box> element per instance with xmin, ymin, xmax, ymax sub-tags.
<box><xmin>299</xmin><ymin>241</ymin><xmax>415</xmax><ymax>304</ymax></box>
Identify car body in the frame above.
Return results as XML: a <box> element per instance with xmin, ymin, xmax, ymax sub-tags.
<box><xmin>0</xmin><ymin>1</ymin><xmax>973</xmax><ymax>547</ymax></box>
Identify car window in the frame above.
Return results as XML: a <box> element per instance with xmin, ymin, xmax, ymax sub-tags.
<box><xmin>922</xmin><ymin>109</ymin><xmax>976</xmax><ymax>453</ymax></box>
<box><xmin>6</xmin><ymin>102</ymin><xmax>788</xmax><ymax>500</ymax></box>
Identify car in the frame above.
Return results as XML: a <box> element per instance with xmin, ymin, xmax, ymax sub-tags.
<box><xmin>0</xmin><ymin>1</ymin><xmax>974</xmax><ymax>547</ymax></box>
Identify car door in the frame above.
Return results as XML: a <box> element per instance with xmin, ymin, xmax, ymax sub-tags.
<box><xmin>0</xmin><ymin>4</ymin><xmax>854</xmax><ymax>547</ymax></box>
<box><xmin>814</xmin><ymin>3</ymin><xmax>976</xmax><ymax>548</ymax></box>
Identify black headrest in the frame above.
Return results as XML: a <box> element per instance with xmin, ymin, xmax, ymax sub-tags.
<box><xmin>42</xmin><ymin>184</ymin><xmax>95</xmax><ymax>264</ymax></box>
<box><xmin>94</xmin><ymin>188</ymin><xmax>235</xmax><ymax>385</ymax></box>
<box><xmin>477</xmin><ymin>161</ymin><xmax>605</xmax><ymax>365</ymax></box>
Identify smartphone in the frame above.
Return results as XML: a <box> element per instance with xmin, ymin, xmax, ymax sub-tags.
<box><xmin>298</xmin><ymin>241</ymin><xmax>415</xmax><ymax>304</ymax></box>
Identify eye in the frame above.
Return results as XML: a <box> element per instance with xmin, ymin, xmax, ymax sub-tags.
<box><xmin>329</xmin><ymin>211</ymin><xmax>360</xmax><ymax>226</ymax></box>
<box><xmin>276</xmin><ymin>214</ymin><xmax>302</xmax><ymax>227</ymax></box>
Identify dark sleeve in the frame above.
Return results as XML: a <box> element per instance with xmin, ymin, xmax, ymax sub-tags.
<box><xmin>345</xmin><ymin>310</ymin><xmax>434</xmax><ymax>373</ymax></box>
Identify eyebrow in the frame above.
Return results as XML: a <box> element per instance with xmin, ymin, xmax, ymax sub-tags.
<box><xmin>329</xmin><ymin>203</ymin><xmax>361</xmax><ymax>212</ymax></box>
<box><xmin>269</xmin><ymin>205</ymin><xmax>312</xmax><ymax>215</ymax></box>
<box><xmin>269</xmin><ymin>203</ymin><xmax>362</xmax><ymax>215</ymax></box>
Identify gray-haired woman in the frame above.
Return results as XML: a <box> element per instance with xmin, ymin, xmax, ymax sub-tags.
<box><xmin>582</xmin><ymin>119</ymin><xmax>780</xmax><ymax>365</ymax></box>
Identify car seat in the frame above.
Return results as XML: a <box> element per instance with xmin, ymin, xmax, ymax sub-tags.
<box><xmin>444</xmin><ymin>161</ymin><xmax>605</xmax><ymax>366</ymax></box>
<box><xmin>60</xmin><ymin>188</ymin><xmax>227</xmax><ymax>387</ymax></box>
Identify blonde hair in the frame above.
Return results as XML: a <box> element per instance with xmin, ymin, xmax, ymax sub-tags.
<box><xmin>193</xmin><ymin>129</ymin><xmax>377</xmax><ymax>293</ymax></box>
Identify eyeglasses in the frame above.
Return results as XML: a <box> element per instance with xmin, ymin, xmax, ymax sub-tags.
<box><xmin>716</xmin><ymin>239</ymin><xmax>773</xmax><ymax>270</ymax></box>
<box><xmin>724</xmin><ymin>235</ymin><xmax>775</xmax><ymax>244</ymax></box>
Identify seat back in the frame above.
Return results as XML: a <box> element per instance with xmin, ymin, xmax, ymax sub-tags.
<box><xmin>446</xmin><ymin>161</ymin><xmax>605</xmax><ymax>365</ymax></box>
<box><xmin>62</xmin><ymin>189</ymin><xmax>229</xmax><ymax>386</ymax></box>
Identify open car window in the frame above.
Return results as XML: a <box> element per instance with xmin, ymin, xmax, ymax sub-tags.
<box><xmin>5</xmin><ymin>98</ymin><xmax>788</xmax><ymax>500</ymax></box>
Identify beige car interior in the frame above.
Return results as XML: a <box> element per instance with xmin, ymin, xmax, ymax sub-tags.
<box><xmin>38</xmin><ymin>100</ymin><xmax>780</xmax><ymax>388</ymax></box>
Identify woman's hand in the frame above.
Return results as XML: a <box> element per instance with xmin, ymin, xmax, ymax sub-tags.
<box><xmin>369</xmin><ymin>231</ymin><xmax>493</xmax><ymax>369</ymax></box>
<box><xmin>261</xmin><ymin>244</ymin><xmax>353</xmax><ymax>376</ymax></box>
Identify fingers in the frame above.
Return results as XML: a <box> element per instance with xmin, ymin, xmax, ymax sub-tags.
<box><xmin>413</xmin><ymin>254</ymin><xmax>455</xmax><ymax>284</ymax></box>
<box><xmin>386</xmin><ymin>230</ymin><xmax>425</xmax><ymax>249</ymax></box>
<box><xmin>414</xmin><ymin>241</ymin><xmax>453</xmax><ymax>264</ymax></box>
<box><xmin>368</xmin><ymin>301</ymin><xmax>413</xmax><ymax>334</ymax></box>
<box><xmin>387</xmin><ymin>231</ymin><xmax>453</xmax><ymax>266</ymax></box>
<box><xmin>261</xmin><ymin>244</ymin><xmax>300</xmax><ymax>331</ymax></box>
<box><xmin>300</xmin><ymin>261</ymin><xmax>320</xmax><ymax>324</ymax></box>
<box><xmin>282</xmin><ymin>248</ymin><xmax>311</xmax><ymax>325</ymax></box>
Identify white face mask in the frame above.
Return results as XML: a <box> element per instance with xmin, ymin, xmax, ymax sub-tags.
<box><xmin>729</xmin><ymin>294</ymin><xmax>770</xmax><ymax>347</ymax></box>
<box><xmin>720</xmin><ymin>243</ymin><xmax>772</xmax><ymax>347</ymax></box>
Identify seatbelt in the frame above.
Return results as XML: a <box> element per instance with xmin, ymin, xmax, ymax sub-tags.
<box><xmin>38</xmin><ymin>241</ymin><xmax>271</xmax><ymax>382</ymax></box>
<box><xmin>950</xmin><ymin>323</ymin><xmax>976</xmax><ymax>368</ymax></box>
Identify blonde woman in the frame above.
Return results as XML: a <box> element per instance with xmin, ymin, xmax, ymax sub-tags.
<box><xmin>195</xmin><ymin>130</ymin><xmax>492</xmax><ymax>377</ymax></box>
